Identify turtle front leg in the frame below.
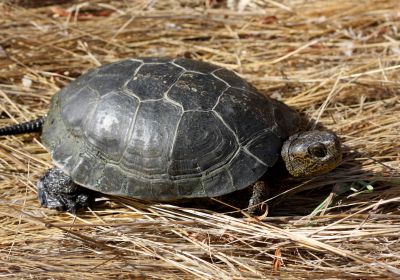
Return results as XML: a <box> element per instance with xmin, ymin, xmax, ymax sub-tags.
<box><xmin>247</xmin><ymin>180</ymin><xmax>270</xmax><ymax>216</ymax></box>
<box><xmin>37</xmin><ymin>167</ymin><xmax>95</xmax><ymax>212</ymax></box>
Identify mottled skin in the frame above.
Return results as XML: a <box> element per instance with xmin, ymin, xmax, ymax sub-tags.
<box><xmin>0</xmin><ymin>57</ymin><xmax>342</xmax><ymax>214</ymax></box>
<box><xmin>38</xmin><ymin>168</ymin><xmax>94</xmax><ymax>212</ymax></box>
<box><xmin>281</xmin><ymin>130</ymin><xmax>342</xmax><ymax>177</ymax></box>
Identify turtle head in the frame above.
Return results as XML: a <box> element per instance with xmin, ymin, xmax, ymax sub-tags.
<box><xmin>281</xmin><ymin>130</ymin><xmax>342</xmax><ymax>177</ymax></box>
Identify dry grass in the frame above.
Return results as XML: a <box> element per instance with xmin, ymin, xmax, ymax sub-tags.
<box><xmin>0</xmin><ymin>0</ymin><xmax>399</xmax><ymax>279</ymax></box>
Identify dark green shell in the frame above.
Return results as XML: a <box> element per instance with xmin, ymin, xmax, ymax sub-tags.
<box><xmin>42</xmin><ymin>57</ymin><xmax>301</xmax><ymax>200</ymax></box>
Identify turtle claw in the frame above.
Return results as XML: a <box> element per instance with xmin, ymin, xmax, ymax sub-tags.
<box><xmin>37</xmin><ymin>168</ymin><xmax>95</xmax><ymax>212</ymax></box>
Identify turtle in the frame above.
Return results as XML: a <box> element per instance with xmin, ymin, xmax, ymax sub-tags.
<box><xmin>0</xmin><ymin>57</ymin><xmax>342</xmax><ymax>214</ymax></box>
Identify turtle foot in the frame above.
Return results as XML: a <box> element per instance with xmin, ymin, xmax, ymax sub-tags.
<box><xmin>37</xmin><ymin>167</ymin><xmax>95</xmax><ymax>212</ymax></box>
<box><xmin>247</xmin><ymin>180</ymin><xmax>269</xmax><ymax>216</ymax></box>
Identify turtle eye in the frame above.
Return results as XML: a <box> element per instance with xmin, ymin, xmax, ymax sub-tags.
<box><xmin>308</xmin><ymin>142</ymin><xmax>327</xmax><ymax>158</ymax></box>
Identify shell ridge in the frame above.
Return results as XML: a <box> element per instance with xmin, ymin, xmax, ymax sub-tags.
<box><xmin>163</xmin><ymin>67</ymin><xmax>186</xmax><ymax>109</ymax></box>
<box><xmin>167</xmin><ymin>112</ymin><xmax>184</xmax><ymax>175</ymax></box>
<box><xmin>118</xmin><ymin>102</ymin><xmax>142</xmax><ymax>163</ymax></box>
<box><xmin>212</xmin><ymin>110</ymin><xmax>240</xmax><ymax>145</ymax></box>
<box><xmin>242</xmin><ymin>148</ymin><xmax>268</xmax><ymax>167</ymax></box>
<box><xmin>211</xmin><ymin>86</ymin><xmax>229</xmax><ymax>111</ymax></box>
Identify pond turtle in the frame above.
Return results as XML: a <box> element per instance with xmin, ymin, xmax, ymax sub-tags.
<box><xmin>0</xmin><ymin>57</ymin><xmax>342</xmax><ymax>213</ymax></box>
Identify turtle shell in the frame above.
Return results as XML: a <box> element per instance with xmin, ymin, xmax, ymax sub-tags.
<box><xmin>42</xmin><ymin>57</ymin><xmax>301</xmax><ymax>200</ymax></box>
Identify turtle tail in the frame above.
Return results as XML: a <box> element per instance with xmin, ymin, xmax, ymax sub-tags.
<box><xmin>0</xmin><ymin>116</ymin><xmax>46</xmax><ymax>136</ymax></box>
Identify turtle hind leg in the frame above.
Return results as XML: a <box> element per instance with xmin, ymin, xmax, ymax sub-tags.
<box><xmin>37</xmin><ymin>167</ymin><xmax>95</xmax><ymax>212</ymax></box>
<box><xmin>247</xmin><ymin>180</ymin><xmax>270</xmax><ymax>216</ymax></box>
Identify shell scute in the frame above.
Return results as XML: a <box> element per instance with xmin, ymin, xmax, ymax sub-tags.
<box><xmin>125</xmin><ymin>62</ymin><xmax>183</xmax><ymax>100</ymax></box>
<box><xmin>168</xmin><ymin>72</ymin><xmax>227</xmax><ymax>110</ymax></box>
<box><xmin>84</xmin><ymin>92</ymin><xmax>139</xmax><ymax>160</ymax></box>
